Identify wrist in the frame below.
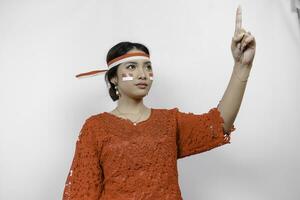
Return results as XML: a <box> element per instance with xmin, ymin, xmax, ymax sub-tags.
<box><xmin>234</xmin><ymin>61</ymin><xmax>253</xmax><ymax>69</ymax></box>
<box><xmin>233</xmin><ymin>62</ymin><xmax>251</xmax><ymax>82</ymax></box>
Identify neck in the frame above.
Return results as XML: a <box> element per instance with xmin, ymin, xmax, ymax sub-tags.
<box><xmin>116</xmin><ymin>95</ymin><xmax>147</xmax><ymax>113</ymax></box>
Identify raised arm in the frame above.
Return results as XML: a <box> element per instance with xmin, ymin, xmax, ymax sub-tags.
<box><xmin>217</xmin><ymin>5</ymin><xmax>256</xmax><ymax>132</ymax></box>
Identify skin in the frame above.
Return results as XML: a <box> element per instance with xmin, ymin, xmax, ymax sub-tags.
<box><xmin>109</xmin><ymin>48</ymin><xmax>154</xmax><ymax>122</ymax></box>
<box><xmin>110</xmin><ymin>5</ymin><xmax>256</xmax><ymax>131</ymax></box>
<box><xmin>217</xmin><ymin>5</ymin><xmax>256</xmax><ymax>132</ymax></box>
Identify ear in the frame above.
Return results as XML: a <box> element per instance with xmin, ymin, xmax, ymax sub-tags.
<box><xmin>110</xmin><ymin>76</ymin><xmax>118</xmax><ymax>85</ymax></box>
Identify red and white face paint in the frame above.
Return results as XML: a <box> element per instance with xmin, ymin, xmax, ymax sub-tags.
<box><xmin>121</xmin><ymin>72</ymin><xmax>153</xmax><ymax>82</ymax></box>
<box><xmin>121</xmin><ymin>73</ymin><xmax>134</xmax><ymax>81</ymax></box>
<box><xmin>149</xmin><ymin>72</ymin><xmax>154</xmax><ymax>81</ymax></box>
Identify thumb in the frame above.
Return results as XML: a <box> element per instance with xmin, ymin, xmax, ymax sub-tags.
<box><xmin>232</xmin><ymin>32</ymin><xmax>245</xmax><ymax>43</ymax></box>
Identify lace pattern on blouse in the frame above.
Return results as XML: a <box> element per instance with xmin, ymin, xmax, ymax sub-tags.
<box><xmin>62</xmin><ymin>117</ymin><xmax>104</xmax><ymax>200</ymax></box>
<box><xmin>62</xmin><ymin>106</ymin><xmax>236</xmax><ymax>199</ymax></box>
<box><xmin>174</xmin><ymin>107</ymin><xmax>236</xmax><ymax>159</ymax></box>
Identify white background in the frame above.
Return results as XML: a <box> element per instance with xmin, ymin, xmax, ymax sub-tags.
<box><xmin>1</xmin><ymin>0</ymin><xmax>300</xmax><ymax>199</ymax></box>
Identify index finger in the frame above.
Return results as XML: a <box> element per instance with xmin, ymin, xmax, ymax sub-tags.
<box><xmin>234</xmin><ymin>5</ymin><xmax>242</xmax><ymax>36</ymax></box>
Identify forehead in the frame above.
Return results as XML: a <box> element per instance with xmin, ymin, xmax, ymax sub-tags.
<box><xmin>123</xmin><ymin>59</ymin><xmax>151</xmax><ymax>65</ymax></box>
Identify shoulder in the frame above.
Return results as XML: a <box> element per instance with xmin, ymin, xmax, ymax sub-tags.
<box><xmin>152</xmin><ymin>107</ymin><xmax>180</xmax><ymax>119</ymax></box>
<box><xmin>79</xmin><ymin>113</ymin><xmax>107</xmax><ymax>138</ymax></box>
<box><xmin>86</xmin><ymin>111</ymin><xmax>109</xmax><ymax>124</ymax></box>
<box><xmin>82</xmin><ymin>114</ymin><xmax>104</xmax><ymax>128</ymax></box>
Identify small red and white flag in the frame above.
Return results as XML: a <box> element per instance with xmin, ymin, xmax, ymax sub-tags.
<box><xmin>122</xmin><ymin>73</ymin><xmax>134</xmax><ymax>81</ymax></box>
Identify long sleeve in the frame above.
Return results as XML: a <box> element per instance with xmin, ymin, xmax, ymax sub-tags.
<box><xmin>174</xmin><ymin>107</ymin><xmax>236</xmax><ymax>159</ymax></box>
<box><xmin>62</xmin><ymin>117</ymin><xmax>104</xmax><ymax>200</ymax></box>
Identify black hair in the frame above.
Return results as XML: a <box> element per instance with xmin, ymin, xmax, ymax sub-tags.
<box><xmin>104</xmin><ymin>41</ymin><xmax>150</xmax><ymax>101</ymax></box>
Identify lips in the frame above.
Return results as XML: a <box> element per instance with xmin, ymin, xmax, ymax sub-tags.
<box><xmin>136</xmin><ymin>83</ymin><xmax>148</xmax><ymax>86</ymax></box>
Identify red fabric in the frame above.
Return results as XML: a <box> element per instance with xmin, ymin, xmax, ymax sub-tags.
<box><xmin>62</xmin><ymin>107</ymin><xmax>236</xmax><ymax>200</ymax></box>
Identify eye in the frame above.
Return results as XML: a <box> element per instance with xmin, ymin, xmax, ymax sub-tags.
<box><xmin>126</xmin><ymin>64</ymin><xmax>136</xmax><ymax>69</ymax></box>
<box><xmin>146</xmin><ymin>65</ymin><xmax>152</xmax><ymax>70</ymax></box>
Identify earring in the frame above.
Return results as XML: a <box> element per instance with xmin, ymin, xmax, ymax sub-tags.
<box><xmin>114</xmin><ymin>85</ymin><xmax>119</xmax><ymax>96</ymax></box>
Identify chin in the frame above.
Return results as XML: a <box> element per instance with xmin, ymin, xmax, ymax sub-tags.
<box><xmin>124</xmin><ymin>87</ymin><xmax>151</xmax><ymax>98</ymax></box>
<box><xmin>129</xmin><ymin>92</ymin><xmax>148</xmax><ymax>99</ymax></box>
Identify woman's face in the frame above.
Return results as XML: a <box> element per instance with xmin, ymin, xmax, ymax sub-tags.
<box><xmin>112</xmin><ymin>49</ymin><xmax>154</xmax><ymax>100</ymax></box>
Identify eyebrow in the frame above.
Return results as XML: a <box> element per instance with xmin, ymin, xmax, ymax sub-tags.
<box><xmin>125</xmin><ymin>61</ymin><xmax>151</xmax><ymax>65</ymax></box>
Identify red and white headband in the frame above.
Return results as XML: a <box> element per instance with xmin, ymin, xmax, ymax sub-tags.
<box><xmin>75</xmin><ymin>52</ymin><xmax>150</xmax><ymax>78</ymax></box>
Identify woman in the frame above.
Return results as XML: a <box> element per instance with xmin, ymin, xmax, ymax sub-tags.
<box><xmin>62</xmin><ymin>6</ymin><xmax>256</xmax><ymax>200</ymax></box>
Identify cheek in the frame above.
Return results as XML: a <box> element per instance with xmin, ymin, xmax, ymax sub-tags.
<box><xmin>121</xmin><ymin>72</ymin><xmax>134</xmax><ymax>81</ymax></box>
<box><xmin>149</xmin><ymin>72</ymin><xmax>154</xmax><ymax>81</ymax></box>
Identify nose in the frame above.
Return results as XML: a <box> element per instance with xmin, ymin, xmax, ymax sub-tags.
<box><xmin>137</xmin><ymin>66</ymin><xmax>147</xmax><ymax>79</ymax></box>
